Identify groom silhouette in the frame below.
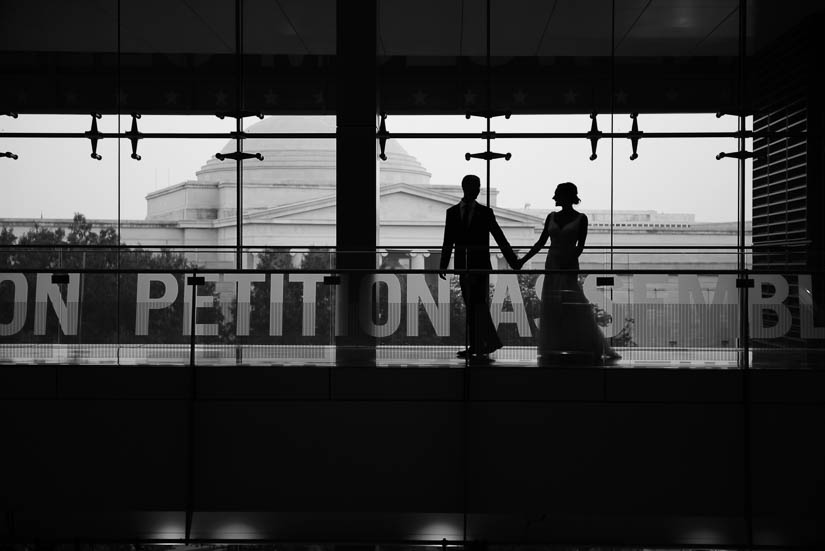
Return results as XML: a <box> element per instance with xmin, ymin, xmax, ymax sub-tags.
<box><xmin>440</xmin><ymin>174</ymin><xmax>518</xmax><ymax>359</ymax></box>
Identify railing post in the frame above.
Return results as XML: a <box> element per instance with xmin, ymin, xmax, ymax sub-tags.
<box><xmin>184</xmin><ymin>270</ymin><xmax>204</xmax><ymax>543</ymax></box>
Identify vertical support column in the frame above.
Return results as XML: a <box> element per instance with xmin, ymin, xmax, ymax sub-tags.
<box><xmin>235</xmin><ymin>0</ymin><xmax>244</xmax><ymax>271</ymax></box>
<box><xmin>737</xmin><ymin>0</ymin><xmax>749</xmax><ymax>367</ymax></box>
<box><xmin>335</xmin><ymin>0</ymin><xmax>378</xmax><ymax>365</ymax></box>
<box><xmin>737</xmin><ymin>3</ymin><xmax>754</xmax><ymax>551</ymax></box>
<box><xmin>806</xmin><ymin>14</ymin><xmax>825</xmax><ymax>340</ymax></box>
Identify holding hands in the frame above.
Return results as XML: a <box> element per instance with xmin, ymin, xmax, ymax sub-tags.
<box><xmin>509</xmin><ymin>256</ymin><xmax>527</xmax><ymax>271</ymax></box>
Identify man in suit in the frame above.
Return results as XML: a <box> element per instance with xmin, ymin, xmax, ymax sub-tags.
<box><xmin>439</xmin><ymin>174</ymin><xmax>518</xmax><ymax>360</ymax></box>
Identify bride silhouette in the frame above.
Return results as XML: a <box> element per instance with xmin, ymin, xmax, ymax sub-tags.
<box><xmin>518</xmin><ymin>182</ymin><xmax>620</xmax><ymax>364</ymax></box>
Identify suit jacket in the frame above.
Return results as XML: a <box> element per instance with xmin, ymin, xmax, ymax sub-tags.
<box><xmin>440</xmin><ymin>201</ymin><xmax>517</xmax><ymax>271</ymax></box>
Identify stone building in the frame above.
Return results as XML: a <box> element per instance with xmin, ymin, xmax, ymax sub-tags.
<box><xmin>3</xmin><ymin>116</ymin><xmax>750</xmax><ymax>271</ymax></box>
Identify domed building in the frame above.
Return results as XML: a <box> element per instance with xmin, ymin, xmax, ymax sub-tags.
<box><xmin>1</xmin><ymin>116</ymin><xmax>748</xmax><ymax>272</ymax></box>
<box><xmin>134</xmin><ymin>116</ymin><xmax>539</xmax><ymax>269</ymax></box>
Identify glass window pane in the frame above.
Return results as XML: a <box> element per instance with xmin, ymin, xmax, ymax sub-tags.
<box><xmin>1</xmin><ymin>115</ymin><xmax>118</xmax><ymax>270</ymax></box>
<box><xmin>492</xmin><ymin>0</ymin><xmax>613</xmax><ymax>115</ymax></box>
<box><xmin>243</xmin><ymin>0</ymin><xmax>336</xmax><ymax>115</ymax></box>
<box><xmin>612</xmin><ymin>134</ymin><xmax>744</xmax><ymax>271</ymax></box>
<box><xmin>614</xmin><ymin>1</ymin><xmax>739</xmax><ymax>115</ymax></box>
<box><xmin>240</xmin><ymin>128</ymin><xmax>337</xmax><ymax>256</ymax></box>
<box><xmin>120</xmin><ymin>0</ymin><xmax>236</xmax><ymax>115</ymax></box>
<box><xmin>117</xmin><ymin>116</ymin><xmax>232</xmax><ymax>260</ymax></box>
<box><xmin>380</xmin><ymin>134</ymin><xmax>494</xmax><ymax>251</ymax></box>
<box><xmin>0</xmin><ymin>1</ymin><xmax>117</xmax><ymax>114</ymax></box>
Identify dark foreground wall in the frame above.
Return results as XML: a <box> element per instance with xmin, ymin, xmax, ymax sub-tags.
<box><xmin>1</xmin><ymin>366</ymin><xmax>823</xmax><ymax>548</ymax></box>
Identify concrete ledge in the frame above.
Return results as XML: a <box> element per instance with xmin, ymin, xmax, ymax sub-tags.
<box><xmin>469</xmin><ymin>366</ymin><xmax>605</xmax><ymax>401</ymax></box>
<box><xmin>197</xmin><ymin>366</ymin><xmax>330</xmax><ymax>400</ymax></box>
<box><xmin>2</xmin><ymin>365</ymin><xmax>823</xmax><ymax>404</ymax></box>
<box><xmin>56</xmin><ymin>366</ymin><xmax>188</xmax><ymax>399</ymax></box>
<box><xmin>605</xmin><ymin>368</ymin><xmax>743</xmax><ymax>403</ymax></box>
<box><xmin>750</xmin><ymin>369</ymin><xmax>825</xmax><ymax>403</ymax></box>
<box><xmin>331</xmin><ymin>367</ymin><xmax>465</xmax><ymax>400</ymax></box>
<box><xmin>0</xmin><ymin>366</ymin><xmax>56</xmax><ymax>398</ymax></box>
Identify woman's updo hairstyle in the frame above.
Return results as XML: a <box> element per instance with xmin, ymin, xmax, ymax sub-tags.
<box><xmin>552</xmin><ymin>182</ymin><xmax>581</xmax><ymax>205</ymax></box>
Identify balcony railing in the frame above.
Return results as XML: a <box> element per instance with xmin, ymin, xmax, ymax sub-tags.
<box><xmin>0</xmin><ymin>246</ymin><xmax>822</xmax><ymax>367</ymax></box>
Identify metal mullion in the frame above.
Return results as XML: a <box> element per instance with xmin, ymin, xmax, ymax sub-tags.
<box><xmin>0</xmin><ymin>132</ymin><xmax>336</xmax><ymax>139</ymax></box>
<box><xmin>388</xmin><ymin>130</ymin><xmax>808</xmax><ymax>139</ymax></box>
<box><xmin>4</xmin><ymin>267</ymin><xmax>817</xmax><ymax>275</ymax></box>
<box><xmin>737</xmin><ymin>4</ymin><xmax>754</xmax><ymax>551</ymax></box>
<box><xmin>0</xmin><ymin>130</ymin><xmax>812</xmax><ymax>139</ymax></box>
<box><xmin>0</xmin><ymin>132</ymin><xmax>231</xmax><ymax>139</ymax></box>
<box><xmin>610</xmin><ymin>0</ymin><xmax>616</xmax><ymax>272</ymax></box>
<box><xmin>117</xmin><ymin>0</ymin><xmax>122</xmax><ymax>367</ymax></box>
<box><xmin>0</xmin><ymin>242</ymin><xmax>760</xmax><ymax>248</ymax></box>
<box><xmin>0</xmin><ymin>243</ymin><xmax>763</xmax><ymax>250</ymax></box>
<box><xmin>235</xmin><ymin>0</ymin><xmax>244</xmax><ymax>271</ymax></box>
<box><xmin>388</xmin><ymin>131</ymin><xmax>802</xmax><ymax>138</ymax></box>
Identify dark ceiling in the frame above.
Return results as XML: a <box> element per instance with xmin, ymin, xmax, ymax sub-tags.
<box><xmin>0</xmin><ymin>0</ymin><xmax>823</xmax><ymax>115</ymax></box>
<box><xmin>1</xmin><ymin>0</ymin><xmax>822</xmax><ymax>56</ymax></box>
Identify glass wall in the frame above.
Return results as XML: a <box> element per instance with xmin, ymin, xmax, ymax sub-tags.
<box><xmin>0</xmin><ymin>0</ymin><xmax>337</xmax><ymax>365</ymax></box>
<box><xmin>373</xmin><ymin>0</ymin><xmax>825</xmax><ymax>367</ymax></box>
<box><xmin>1</xmin><ymin>0</ymin><xmax>823</xmax><ymax>367</ymax></box>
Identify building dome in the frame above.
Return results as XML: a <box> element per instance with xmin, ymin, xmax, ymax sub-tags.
<box><xmin>196</xmin><ymin>115</ymin><xmax>431</xmax><ymax>187</ymax></box>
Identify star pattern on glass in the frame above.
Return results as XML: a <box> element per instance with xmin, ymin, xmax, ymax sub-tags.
<box><xmin>463</xmin><ymin>89</ymin><xmax>477</xmax><ymax>105</ymax></box>
<box><xmin>615</xmin><ymin>90</ymin><xmax>628</xmax><ymax>104</ymax></box>
<box><xmin>165</xmin><ymin>90</ymin><xmax>179</xmax><ymax>105</ymax></box>
<box><xmin>563</xmin><ymin>89</ymin><xmax>577</xmax><ymax>104</ymax></box>
<box><xmin>513</xmin><ymin>89</ymin><xmax>527</xmax><ymax>104</ymax></box>
<box><xmin>412</xmin><ymin>89</ymin><xmax>428</xmax><ymax>105</ymax></box>
<box><xmin>215</xmin><ymin>89</ymin><xmax>228</xmax><ymax>106</ymax></box>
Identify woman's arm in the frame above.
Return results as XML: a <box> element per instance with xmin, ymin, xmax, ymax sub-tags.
<box><xmin>575</xmin><ymin>214</ymin><xmax>588</xmax><ymax>257</ymax></box>
<box><xmin>517</xmin><ymin>214</ymin><xmax>551</xmax><ymax>268</ymax></box>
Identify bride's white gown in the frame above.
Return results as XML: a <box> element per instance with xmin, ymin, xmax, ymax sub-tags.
<box><xmin>538</xmin><ymin>212</ymin><xmax>618</xmax><ymax>362</ymax></box>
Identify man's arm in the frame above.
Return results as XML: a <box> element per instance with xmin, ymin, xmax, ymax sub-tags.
<box><xmin>439</xmin><ymin>211</ymin><xmax>453</xmax><ymax>280</ymax></box>
<box><xmin>489</xmin><ymin>210</ymin><xmax>518</xmax><ymax>269</ymax></box>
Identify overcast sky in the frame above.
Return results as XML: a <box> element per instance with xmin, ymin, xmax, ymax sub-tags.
<box><xmin>1</xmin><ymin>113</ymin><xmax>751</xmax><ymax>223</ymax></box>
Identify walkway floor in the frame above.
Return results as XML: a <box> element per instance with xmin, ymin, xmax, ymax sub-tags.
<box><xmin>1</xmin><ymin>344</ymin><xmax>821</xmax><ymax>368</ymax></box>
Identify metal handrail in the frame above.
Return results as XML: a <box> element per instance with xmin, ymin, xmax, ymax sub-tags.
<box><xmin>0</xmin><ymin>130</ymin><xmax>809</xmax><ymax>140</ymax></box>
<box><xmin>0</xmin><ymin>267</ymin><xmax>822</xmax><ymax>275</ymax></box>
<box><xmin>0</xmin><ymin>244</ymin><xmax>789</xmax><ymax>250</ymax></box>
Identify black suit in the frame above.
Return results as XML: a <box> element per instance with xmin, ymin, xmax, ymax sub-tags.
<box><xmin>440</xmin><ymin>201</ymin><xmax>517</xmax><ymax>354</ymax></box>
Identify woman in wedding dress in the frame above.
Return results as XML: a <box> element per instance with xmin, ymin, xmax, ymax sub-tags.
<box><xmin>517</xmin><ymin>182</ymin><xmax>620</xmax><ymax>364</ymax></box>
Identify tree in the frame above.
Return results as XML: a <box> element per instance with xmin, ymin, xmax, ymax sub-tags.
<box><xmin>0</xmin><ymin>226</ymin><xmax>16</xmax><ymax>269</ymax></box>
<box><xmin>0</xmin><ymin>214</ymin><xmax>222</xmax><ymax>348</ymax></box>
<box><xmin>245</xmin><ymin>249</ymin><xmax>334</xmax><ymax>344</ymax></box>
